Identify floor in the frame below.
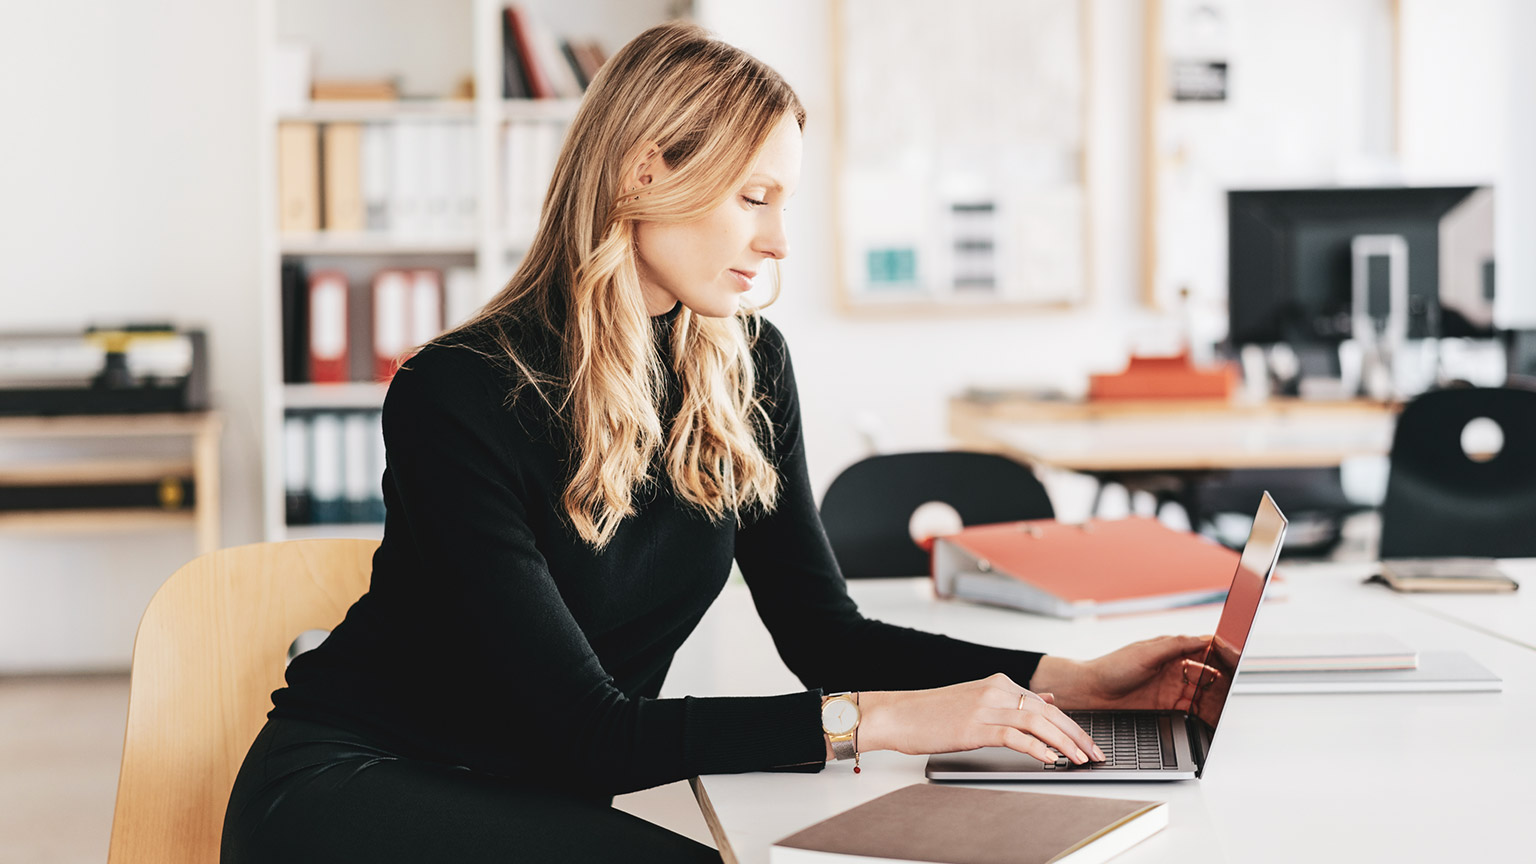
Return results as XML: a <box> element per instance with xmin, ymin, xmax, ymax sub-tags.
<box><xmin>0</xmin><ymin>674</ymin><xmax>713</xmax><ymax>863</ymax></box>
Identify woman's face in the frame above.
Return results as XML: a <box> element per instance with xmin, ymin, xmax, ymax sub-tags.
<box><xmin>633</xmin><ymin>112</ymin><xmax>801</xmax><ymax>318</ymax></box>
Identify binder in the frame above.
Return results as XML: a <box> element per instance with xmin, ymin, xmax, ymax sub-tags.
<box><xmin>408</xmin><ymin>269</ymin><xmax>444</xmax><ymax>346</ymax></box>
<box><xmin>283</xmin><ymin>413</ymin><xmax>312</xmax><ymax>525</ymax></box>
<box><xmin>362</xmin><ymin>122</ymin><xmax>392</xmax><ymax>231</ymax></box>
<box><xmin>277</xmin><ymin>122</ymin><xmax>320</xmax><ymax>232</ymax></box>
<box><xmin>371</xmin><ymin>269</ymin><xmax>411</xmax><ymax>382</ymax></box>
<box><xmin>280</xmin><ymin>260</ymin><xmax>309</xmax><ymax>383</ymax></box>
<box><xmin>931</xmin><ymin>517</ymin><xmax>1241</xmax><ymax>618</ymax></box>
<box><xmin>423</xmin><ymin>121</ymin><xmax>454</xmax><ymax>236</ymax></box>
<box><xmin>309</xmin><ymin>411</ymin><xmax>344</xmax><ymax>523</ymax></box>
<box><xmin>321</xmin><ymin>122</ymin><xmax>365</xmax><ymax>231</ymax></box>
<box><xmin>451</xmin><ymin>121</ymin><xmax>478</xmax><ymax>237</ymax></box>
<box><xmin>445</xmin><ymin>266</ymin><xmax>483</xmax><ymax>328</ymax></box>
<box><xmin>390</xmin><ymin>120</ymin><xmax>427</xmax><ymax>237</ymax></box>
<box><xmin>342</xmin><ymin>411</ymin><xmax>373</xmax><ymax>523</ymax></box>
<box><xmin>307</xmin><ymin>271</ymin><xmax>350</xmax><ymax>384</ymax></box>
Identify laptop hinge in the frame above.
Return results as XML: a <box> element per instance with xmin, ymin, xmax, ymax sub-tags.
<box><xmin>1187</xmin><ymin>715</ymin><xmax>1211</xmax><ymax>777</ymax></box>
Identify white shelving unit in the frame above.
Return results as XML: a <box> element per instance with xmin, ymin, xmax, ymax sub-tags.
<box><xmin>255</xmin><ymin>0</ymin><xmax>681</xmax><ymax>541</ymax></box>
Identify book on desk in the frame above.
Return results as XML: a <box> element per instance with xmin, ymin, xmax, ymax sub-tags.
<box><xmin>771</xmin><ymin>784</ymin><xmax>1167</xmax><ymax>864</ymax></box>
<box><xmin>931</xmin><ymin>517</ymin><xmax>1240</xmax><ymax>618</ymax></box>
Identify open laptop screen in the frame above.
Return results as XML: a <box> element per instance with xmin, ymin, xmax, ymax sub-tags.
<box><xmin>1189</xmin><ymin>492</ymin><xmax>1288</xmax><ymax>736</ymax></box>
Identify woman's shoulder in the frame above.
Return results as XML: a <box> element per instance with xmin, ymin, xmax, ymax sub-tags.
<box><xmin>388</xmin><ymin>324</ymin><xmax>559</xmax><ymax>414</ymax></box>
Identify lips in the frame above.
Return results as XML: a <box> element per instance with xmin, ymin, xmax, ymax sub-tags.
<box><xmin>728</xmin><ymin>269</ymin><xmax>756</xmax><ymax>291</ymax></box>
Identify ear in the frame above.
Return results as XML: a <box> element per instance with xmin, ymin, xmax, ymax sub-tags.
<box><xmin>626</xmin><ymin>141</ymin><xmax>672</xmax><ymax>192</ymax></box>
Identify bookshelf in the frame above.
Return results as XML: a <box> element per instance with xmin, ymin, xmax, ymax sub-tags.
<box><xmin>255</xmin><ymin>0</ymin><xmax>683</xmax><ymax>541</ymax></box>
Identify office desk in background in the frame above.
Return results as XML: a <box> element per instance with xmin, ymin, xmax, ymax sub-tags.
<box><xmin>947</xmin><ymin>393</ymin><xmax>1400</xmax><ymax>473</ymax></box>
<box><xmin>664</xmin><ymin>562</ymin><xmax>1536</xmax><ymax>864</ymax></box>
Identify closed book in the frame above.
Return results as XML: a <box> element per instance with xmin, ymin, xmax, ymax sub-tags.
<box><xmin>307</xmin><ymin>271</ymin><xmax>350</xmax><ymax>384</ymax></box>
<box><xmin>1242</xmin><ymin>633</ymin><xmax>1417</xmax><ymax>673</ymax></box>
<box><xmin>505</xmin><ymin>5</ymin><xmax>553</xmax><ymax>98</ymax></box>
<box><xmin>931</xmin><ymin>517</ymin><xmax>1240</xmax><ymax>618</ymax></box>
<box><xmin>1232</xmin><ymin>650</ymin><xmax>1502</xmax><ymax>694</ymax></box>
<box><xmin>502</xmin><ymin>8</ymin><xmax>529</xmax><ymax>98</ymax></box>
<box><xmin>1375</xmin><ymin>558</ymin><xmax>1519</xmax><ymax>593</ymax></box>
<box><xmin>277</xmin><ymin>122</ymin><xmax>320</xmax><ymax>232</ymax></box>
<box><xmin>771</xmin><ymin>784</ymin><xmax>1166</xmax><ymax>864</ymax></box>
<box><xmin>321</xmin><ymin>122</ymin><xmax>365</xmax><ymax>231</ymax></box>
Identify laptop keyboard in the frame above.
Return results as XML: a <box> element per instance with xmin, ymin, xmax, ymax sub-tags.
<box><xmin>1041</xmin><ymin>712</ymin><xmax>1178</xmax><ymax>770</ymax></box>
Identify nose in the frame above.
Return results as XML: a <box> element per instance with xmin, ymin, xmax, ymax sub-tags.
<box><xmin>754</xmin><ymin>210</ymin><xmax>789</xmax><ymax>261</ymax></box>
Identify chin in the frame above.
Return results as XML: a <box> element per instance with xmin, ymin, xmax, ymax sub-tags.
<box><xmin>681</xmin><ymin>296</ymin><xmax>741</xmax><ymax>319</ymax></box>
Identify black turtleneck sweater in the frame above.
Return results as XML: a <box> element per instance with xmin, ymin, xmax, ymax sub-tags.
<box><xmin>271</xmin><ymin>307</ymin><xmax>1045</xmax><ymax>797</ymax></box>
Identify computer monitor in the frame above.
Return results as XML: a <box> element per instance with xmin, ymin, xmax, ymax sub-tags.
<box><xmin>1227</xmin><ymin>186</ymin><xmax>1496</xmax><ymax>347</ymax></box>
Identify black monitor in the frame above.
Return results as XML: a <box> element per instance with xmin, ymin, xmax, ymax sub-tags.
<box><xmin>1227</xmin><ymin>186</ymin><xmax>1496</xmax><ymax>347</ymax></box>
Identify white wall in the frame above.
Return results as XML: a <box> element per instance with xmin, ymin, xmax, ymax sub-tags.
<box><xmin>0</xmin><ymin>0</ymin><xmax>264</xmax><ymax>671</ymax></box>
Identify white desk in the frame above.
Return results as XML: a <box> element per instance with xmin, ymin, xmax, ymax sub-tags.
<box><xmin>1386</xmin><ymin>559</ymin><xmax>1536</xmax><ymax>653</ymax></box>
<box><xmin>664</xmin><ymin>568</ymin><xmax>1535</xmax><ymax>863</ymax></box>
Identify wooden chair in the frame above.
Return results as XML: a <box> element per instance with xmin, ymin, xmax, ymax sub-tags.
<box><xmin>107</xmin><ymin>539</ymin><xmax>377</xmax><ymax>864</ymax></box>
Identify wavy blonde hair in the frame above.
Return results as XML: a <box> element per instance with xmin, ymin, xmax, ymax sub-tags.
<box><xmin>442</xmin><ymin>22</ymin><xmax>805</xmax><ymax>548</ymax></box>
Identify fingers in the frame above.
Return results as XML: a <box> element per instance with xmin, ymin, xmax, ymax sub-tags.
<box><xmin>980</xmin><ymin>705</ymin><xmax>1102</xmax><ymax>764</ymax></box>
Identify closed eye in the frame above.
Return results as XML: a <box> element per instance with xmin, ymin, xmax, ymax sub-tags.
<box><xmin>742</xmin><ymin>196</ymin><xmax>769</xmax><ymax>207</ymax></box>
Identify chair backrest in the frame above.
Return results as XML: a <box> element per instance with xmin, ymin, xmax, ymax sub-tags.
<box><xmin>819</xmin><ymin>451</ymin><xmax>1054</xmax><ymax>578</ymax></box>
<box><xmin>107</xmin><ymin>539</ymin><xmax>377</xmax><ymax>864</ymax></box>
<box><xmin>1379</xmin><ymin>386</ymin><xmax>1536</xmax><ymax>558</ymax></box>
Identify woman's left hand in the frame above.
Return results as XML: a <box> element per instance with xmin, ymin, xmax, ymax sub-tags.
<box><xmin>1030</xmin><ymin>635</ymin><xmax>1213</xmax><ymax>712</ymax></box>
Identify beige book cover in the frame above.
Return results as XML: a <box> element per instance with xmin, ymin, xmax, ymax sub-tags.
<box><xmin>771</xmin><ymin>783</ymin><xmax>1166</xmax><ymax>864</ymax></box>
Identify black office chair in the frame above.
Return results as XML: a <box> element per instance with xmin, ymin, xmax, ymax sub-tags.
<box><xmin>1378</xmin><ymin>386</ymin><xmax>1536</xmax><ymax>558</ymax></box>
<box><xmin>1183</xmin><ymin>467</ymin><xmax>1360</xmax><ymax>556</ymax></box>
<box><xmin>818</xmin><ymin>451</ymin><xmax>1054</xmax><ymax>578</ymax></box>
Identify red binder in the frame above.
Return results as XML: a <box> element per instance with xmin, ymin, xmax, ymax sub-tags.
<box><xmin>307</xmin><ymin>270</ymin><xmax>350</xmax><ymax>384</ymax></box>
<box><xmin>371</xmin><ymin>269</ymin><xmax>410</xmax><ymax>382</ymax></box>
<box><xmin>931</xmin><ymin>517</ymin><xmax>1242</xmax><ymax>618</ymax></box>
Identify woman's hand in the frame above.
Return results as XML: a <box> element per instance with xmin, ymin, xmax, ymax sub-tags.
<box><xmin>855</xmin><ymin>674</ymin><xmax>1107</xmax><ymax>766</ymax></box>
<box><xmin>1030</xmin><ymin>635</ymin><xmax>1214</xmax><ymax>712</ymax></box>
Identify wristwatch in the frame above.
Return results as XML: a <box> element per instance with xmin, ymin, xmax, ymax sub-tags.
<box><xmin>820</xmin><ymin>692</ymin><xmax>861</xmax><ymax>771</ymax></box>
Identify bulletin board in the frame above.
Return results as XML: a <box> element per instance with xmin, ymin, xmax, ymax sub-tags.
<box><xmin>831</xmin><ymin>0</ymin><xmax>1092</xmax><ymax>315</ymax></box>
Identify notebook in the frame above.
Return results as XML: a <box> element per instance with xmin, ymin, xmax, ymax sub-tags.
<box><xmin>770</xmin><ymin>784</ymin><xmax>1167</xmax><ymax>864</ymax></box>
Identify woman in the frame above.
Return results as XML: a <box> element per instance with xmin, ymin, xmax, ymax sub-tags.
<box><xmin>223</xmin><ymin>22</ymin><xmax>1208</xmax><ymax>863</ymax></box>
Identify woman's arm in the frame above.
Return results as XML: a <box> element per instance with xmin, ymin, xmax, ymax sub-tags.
<box><xmin>381</xmin><ymin>345</ymin><xmax>827</xmax><ymax>795</ymax></box>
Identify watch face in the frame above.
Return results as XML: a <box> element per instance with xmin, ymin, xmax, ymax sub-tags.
<box><xmin>821</xmin><ymin>697</ymin><xmax>859</xmax><ymax>735</ymax></box>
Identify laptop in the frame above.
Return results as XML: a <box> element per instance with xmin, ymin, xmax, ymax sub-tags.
<box><xmin>926</xmin><ymin>491</ymin><xmax>1288</xmax><ymax>782</ymax></box>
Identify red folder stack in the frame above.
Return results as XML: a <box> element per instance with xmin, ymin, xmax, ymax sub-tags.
<box><xmin>931</xmin><ymin>517</ymin><xmax>1242</xmax><ymax>618</ymax></box>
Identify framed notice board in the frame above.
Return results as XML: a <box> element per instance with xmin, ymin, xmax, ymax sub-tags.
<box><xmin>831</xmin><ymin>0</ymin><xmax>1092</xmax><ymax>315</ymax></box>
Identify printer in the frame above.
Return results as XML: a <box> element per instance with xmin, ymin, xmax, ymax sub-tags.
<box><xmin>0</xmin><ymin>325</ymin><xmax>209</xmax><ymax>416</ymax></box>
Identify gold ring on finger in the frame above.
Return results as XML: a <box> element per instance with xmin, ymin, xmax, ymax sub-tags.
<box><xmin>1017</xmin><ymin>693</ymin><xmax>1026</xmax><ymax>711</ymax></box>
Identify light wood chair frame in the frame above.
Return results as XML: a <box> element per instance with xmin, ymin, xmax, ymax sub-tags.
<box><xmin>107</xmin><ymin>539</ymin><xmax>377</xmax><ymax>864</ymax></box>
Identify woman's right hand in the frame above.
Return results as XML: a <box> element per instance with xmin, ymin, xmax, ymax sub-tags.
<box><xmin>855</xmin><ymin>674</ymin><xmax>1106</xmax><ymax>765</ymax></box>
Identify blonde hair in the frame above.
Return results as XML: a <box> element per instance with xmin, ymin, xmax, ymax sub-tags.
<box><xmin>442</xmin><ymin>22</ymin><xmax>806</xmax><ymax>548</ymax></box>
